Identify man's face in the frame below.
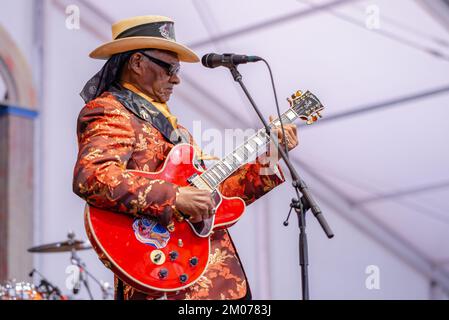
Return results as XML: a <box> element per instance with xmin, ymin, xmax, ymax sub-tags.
<box><xmin>131</xmin><ymin>49</ymin><xmax>181</xmax><ymax>103</ymax></box>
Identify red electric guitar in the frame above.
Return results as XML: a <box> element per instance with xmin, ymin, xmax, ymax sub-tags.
<box><xmin>85</xmin><ymin>90</ymin><xmax>324</xmax><ymax>293</ymax></box>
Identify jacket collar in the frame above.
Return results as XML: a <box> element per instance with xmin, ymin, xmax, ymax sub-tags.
<box><xmin>109</xmin><ymin>83</ymin><xmax>183</xmax><ymax>145</ymax></box>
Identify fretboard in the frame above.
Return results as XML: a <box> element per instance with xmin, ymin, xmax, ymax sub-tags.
<box><xmin>199</xmin><ymin>108</ymin><xmax>299</xmax><ymax>189</ymax></box>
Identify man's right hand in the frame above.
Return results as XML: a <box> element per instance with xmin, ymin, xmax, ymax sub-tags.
<box><xmin>174</xmin><ymin>186</ymin><xmax>215</xmax><ymax>223</ymax></box>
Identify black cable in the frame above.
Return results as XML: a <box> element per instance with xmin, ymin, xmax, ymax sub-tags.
<box><xmin>261</xmin><ymin>58</ymin><xmax>290</xmax><ymax>159</ymax></box>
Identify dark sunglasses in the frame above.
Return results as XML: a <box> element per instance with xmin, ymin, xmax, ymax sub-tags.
<box><xmin>140</xmin><ymin>51</ymin><xmax>180</xmax><ymax>77</ymax></box>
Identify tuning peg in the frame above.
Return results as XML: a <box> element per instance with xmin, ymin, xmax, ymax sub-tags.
<box><xmin>316</xmin><ymin>111</ymin><xmax>322</xmax><ymax>118</ymax></box>
<box><xmin>295</xmin><ymin>90</ymin><xmax>303</xmax><ymax>97</ymax></box>
<box><xmin>306</xmin><ymin>118</ymin><xmax>314</xmax><ymax>125</ymax></box>
<box><xmin>311</xmin><ymin>115</ymin><xmax>318</xmax><ymax>122</ymax></box>
<box><xmin>291</xmin><ymin>94</ymin><xmax>296</xmax><ymax>99</ymax></box>
<box><xmin>287</xmin><ymin>97</ymin><xmax>292</xmax><ymax>106</ymax></box>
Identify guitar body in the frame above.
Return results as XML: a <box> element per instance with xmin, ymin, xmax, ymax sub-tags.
<box><xmin>85</xmin><ymin>144</ymin><xmax>246</xmax><ymax>292</ymax></box>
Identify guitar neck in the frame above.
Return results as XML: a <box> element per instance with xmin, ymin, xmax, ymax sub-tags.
<box><xmin>200</xmin><ymin>108</ymin><xmax>300</xmax><ymax>189</ymax></box>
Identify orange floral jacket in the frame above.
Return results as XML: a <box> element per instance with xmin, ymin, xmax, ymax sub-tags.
<box><xmin>73</xmin><ymin>86</ymin><xmax>285</xmax><ymax>300</ymax></box>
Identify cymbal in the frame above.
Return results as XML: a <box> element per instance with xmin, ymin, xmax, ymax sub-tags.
<box><xmin>28</xmin><ymin>240</ymin><xmax>92</xmax><ymax>253</ymax></box>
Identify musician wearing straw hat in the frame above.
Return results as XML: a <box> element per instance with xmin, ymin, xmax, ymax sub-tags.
<box><xmin>73</xmin><ymin>15</ymin><xmax>299</xmax><ymax>300</ymax></box>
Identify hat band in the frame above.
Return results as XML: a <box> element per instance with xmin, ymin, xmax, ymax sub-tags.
<box><xmin>115</xmin><ymin>21</ymin><xmax>176</xmax><ymax>41</ymax></box>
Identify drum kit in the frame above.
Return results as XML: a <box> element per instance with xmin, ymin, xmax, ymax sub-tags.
<box><xmin>0</xmin><ymin>231</ymin><xmax>113</xmax><ymax>300</ymax></box>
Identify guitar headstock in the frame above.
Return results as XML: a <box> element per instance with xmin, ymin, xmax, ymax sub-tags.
<box><xmin>287</xmin><ymin>90</ymin><xmax>325</xmax><ymax>125</ymax></box>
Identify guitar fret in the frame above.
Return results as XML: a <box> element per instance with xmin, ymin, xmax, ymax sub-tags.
<box><xmin>231</xmin><ymin>156</ymin><xmax>240</xmax><ymax>168</ymax></box>
<box><xmin>245</xmin><ymin>144</ymin><xmax>255</xmax><ymax>153</ymax></box>
<box><xmin>225</xmin><ymin>157</ymin><xmax>234</xmax><ymax>168</ymax></box>
<box><xmin>220</xmin><ymin>162</ymin><xmax>231</xmax><ymax>174</ymax></box>
<box><xmin>256</xmin><ymin>132</ymin><xmax>268</xmax><ymax>145</ymax></box>
<box><xmin>208</xmin><ymin>167</ymin><xmax>219</xmax><ymax>179</ymax></box>
<box><xmin>271</xmin><ymin>115</ymin><xmax>292</xmax><ymax>130</ymax></box>
<box><xmin>216</xmin><ymin>164</ymin><xmax>227</xmax><ymax>175</ymax></box>
<box><xmin>253</xmin><ymin>136</ymin><xmax>264</xmax><ymax>146</ymax></box>
<box><xmin>248</xmin><ymin>140</ymin><xmax>259</xmax><ymax>152</ymax></box>
<box><xmin>240</xmin><ymin>146</ymin><xmax>249</xmax><ymax>160</ymax></box>
<box><xmin>213</xmin><ymin>168</ymin><xmax>224</xmax><ymax>180</ymax></box>
<box><xmin>210</xmin><ymin>171</ymin><xmax>218</xmax><ymax>182</ymax></box>
<box><xmin>232</xmin><ymin>153</ymin><xmax>243</xmax><ymax>163</ymax></box>
<box><xmin>223</xmin><ymin>159</ymin><xmax>233</xmax><ymax>171</ymax></box>
<box><xmin>286</xmin><ymin>110</ymin><xmax>296</xmax><ymax>120</ymax></box>
<box><xmin>203</xmin><ymin>173</ymin><xmax>216</xmax><ymax>187</ymax></box>
<box><xmin>210</xmin><ymin>171</ymin><xmax>220</xmax><ymax>183</ymax></box>
<box><xmin>207</xmin><ymin>176</ymin><xmax>214</xmax><ymax>184</ymax></box>
<box><xmin>235</xmin><ymin>149</ymin><xmax>245</xmax><ymax>161</ymax></box>
<box><xmin>259</xmin><ymin>130</ymin><xmax>268</xmax><ymax>139</ymax></box>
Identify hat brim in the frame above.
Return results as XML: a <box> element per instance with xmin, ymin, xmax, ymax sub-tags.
<box><xmin>89</xmin><ymin>37</ymin><xmax>199</xmax><ymax>62</ymax></box>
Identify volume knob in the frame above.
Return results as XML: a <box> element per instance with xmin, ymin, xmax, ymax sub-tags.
<box><xmin>169</xmin><ymin>251</ymin><xmax>179</xmax><ymax>261</ymax></box>
<box><xmin>158</xmin><ymin>268</ymin><xmax>168</xmax><ymax>279</ymax></box>
<box><xmin>179</xmin><ymin>274</ymin><xmax>188</xmax><ymax>283</ymax></box>
<box><xmin>189</xmin><ymin>257</ymin><xmax>199</xmax><ymax>267</ymax></box>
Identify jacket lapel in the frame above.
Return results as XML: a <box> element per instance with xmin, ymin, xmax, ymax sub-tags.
<box><xmin>109</xmin><ymin>84</ymin><xmax>182</xmax><ymax>145</ymax></box>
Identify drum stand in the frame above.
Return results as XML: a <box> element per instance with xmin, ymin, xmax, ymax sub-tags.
<box><xmin>29</xmin><ymin>268</ymin><xmax>63</xmax><ymax>299</ymax></box>
<box><xmin>28</xmin><ymin>231</ymin><xmax>112</xmax><ymax>300</ymax></box>
<box><xmin>69</xmin><ymin>245</ymin><xmax>112</xmax><ymax>300</ymax></box>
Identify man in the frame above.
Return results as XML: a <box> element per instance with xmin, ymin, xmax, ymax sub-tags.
<box><xmin>73</xmin><ymin>15</ymin><xmax>299</xmax><ymax>300</ymax></box>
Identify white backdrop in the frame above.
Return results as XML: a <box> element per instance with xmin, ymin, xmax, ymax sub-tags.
<box><xmin>1</xmin><ymin>0</ymin><xmax>448</xmax><ymax>299</ymax></box>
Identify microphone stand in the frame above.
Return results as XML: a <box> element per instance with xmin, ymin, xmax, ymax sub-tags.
<box><xmin>228</xmin><ymin>65</ymin><xmax>334</xmax><ymax>300</ymax></box>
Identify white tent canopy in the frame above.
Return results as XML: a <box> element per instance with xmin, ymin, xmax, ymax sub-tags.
<box><xmin>2</xmin><ymin>0</ymin><xmax>448</xmax><ymax>299</ymax></box>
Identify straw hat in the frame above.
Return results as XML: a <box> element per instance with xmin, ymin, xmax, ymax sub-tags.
<box><xmin>89</xmin><ymin>15</ymin><xmax>199</xmax><ymax>62</ymax></box>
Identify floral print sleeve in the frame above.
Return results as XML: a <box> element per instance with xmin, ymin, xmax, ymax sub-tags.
<box><xmin>73</xmin><ymin>95</ymin><xmax>178</xmax><ymax>225</ymax></box>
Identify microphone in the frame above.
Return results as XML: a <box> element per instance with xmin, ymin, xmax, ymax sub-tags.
<box><xmin>202</xmin><ymin>53</ymin><xmax>262</xmax><ymax>68</ymax></box>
